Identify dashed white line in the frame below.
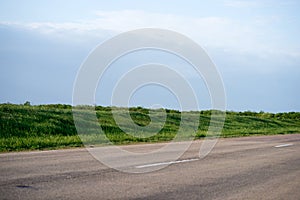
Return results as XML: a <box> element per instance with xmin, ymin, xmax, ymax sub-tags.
<box><xmin>274</xmin><ymin>143</ymin><xmax>293</xmax><ymax>148</ymax></box>
<box><xmin>135</xmin><ymin>158</ymin><xmax>199</xmax><ymax>169</ymax></box>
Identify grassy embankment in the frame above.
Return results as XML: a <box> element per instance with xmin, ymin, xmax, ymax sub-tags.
<box><xmin>0</xmin><ymin>103</ymin><xmax>299</xmax><ymax>152</ymax></box>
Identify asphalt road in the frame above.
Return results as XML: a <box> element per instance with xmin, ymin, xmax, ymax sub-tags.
<box><xmin>1</xmin><ymin>134</ymin><xmax>299</xmax><ymax>200</ymax></box>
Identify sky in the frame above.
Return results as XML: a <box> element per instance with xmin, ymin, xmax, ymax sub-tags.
<box><xmin>0</xmin><ymin>0</ymin><xmax>299</xmax><ymax>112</ymax></box>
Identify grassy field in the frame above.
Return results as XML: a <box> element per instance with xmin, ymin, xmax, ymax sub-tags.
<box><xmin>0</xmin><ymin>103</ymin><xmax>300</xmax><ymax>152</ymax></box>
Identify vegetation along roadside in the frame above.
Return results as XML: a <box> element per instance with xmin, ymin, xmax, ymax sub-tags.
<box><xmin>0</xmin><ymin>103</ymin><xmax>299</xmax><ymax>152</ymax></box>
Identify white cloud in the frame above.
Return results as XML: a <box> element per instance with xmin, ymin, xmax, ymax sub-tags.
<box><xmin>223</xmin><ymin>0</ymin><xmax>262</xmax><ymax>8</ymax></box>
<box><xmin>1</xmin><ymin>10</ymin><xmax>299</xmax><ymax>64</ymax></box>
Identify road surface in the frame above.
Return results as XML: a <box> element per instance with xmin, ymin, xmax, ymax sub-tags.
<box><xmin>0</xmin><ymin>134</ymin><xmax>300</xmax><ymax>199</ymax></box>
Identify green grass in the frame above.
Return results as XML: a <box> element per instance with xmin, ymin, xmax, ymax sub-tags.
<box><xmin>0</xmin><ymin>103</ymin><xmax>299</xmax><ymax>152</ymax></box>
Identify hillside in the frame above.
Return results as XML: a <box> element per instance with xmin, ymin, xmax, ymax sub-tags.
<box><xmin>0</xmin><ymin>103</ymin><xmax>299</xmax><ymax>152</ymax></box>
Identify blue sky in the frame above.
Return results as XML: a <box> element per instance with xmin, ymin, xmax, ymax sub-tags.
<box><xmin>0</xmin><ymin>0</ymin><xmax>299</xmax><ymax>112</ymax></box>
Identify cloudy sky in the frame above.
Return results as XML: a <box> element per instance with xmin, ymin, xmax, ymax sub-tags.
<box><xmin>0</xmin><ymin>0</ymin><xmax>299</xmax><ymax>112</ymax></box>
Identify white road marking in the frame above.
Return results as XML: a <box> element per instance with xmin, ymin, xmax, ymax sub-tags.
<box><xmin>274</xmin><ymin>143</ymin><xmax>293</xmax><ymax>148</ymax></box>
<box><xmin>135</xmin><ymin>158</ymin><xmax>199</xmax><ymax>169</ymax></box>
